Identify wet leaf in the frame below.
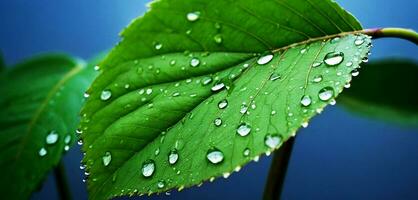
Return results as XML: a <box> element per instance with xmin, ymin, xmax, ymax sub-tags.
<box><xmin>80</xmin><ymin>0</ymin><xmax>371</xmax><ymax>198</ymax></box>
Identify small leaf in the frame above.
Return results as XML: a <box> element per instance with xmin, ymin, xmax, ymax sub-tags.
<box><xmin>0</xmin><ymin>53</ymin><xmax>99</xmax><ymax>199</ymax></box>
<box><xmin>80</xmin><ymin>0</ymin><xmax>371</xmax><ymax>199</ymax></box>
<box><xmin>339</xmin><ymin>59</ymin><xmax>418</xmax><ymax>126</ymax></box>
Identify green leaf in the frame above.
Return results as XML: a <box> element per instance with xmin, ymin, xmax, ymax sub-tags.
<box><xmin>339</xmin><ymin>59</ymin><xmax>418</xmax><ymax>126</ymax></box>
<box><xmin>80</xmin><ymin>0</ymin><xmax>371</xmax><ymax>198</ymax></box>
<box><xmin>0</xmin><ymin>53</ymin><xmax>99</xmax><ymax>199</ymax></box>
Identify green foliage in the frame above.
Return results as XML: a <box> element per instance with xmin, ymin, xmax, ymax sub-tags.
<box><xmin>339</xmin><ymin>59</ymin><xmax>418</xmax><ymax>126</ymax></box>
<box><xmin>0</xmin><ymin>52</ymin><xmax>5</xmax><ymax>72</ymax></box>
<box><xmin>0</xmin><ymin>54</ymin><xmax>99</xmax><ymax>199</ymax></box>
<box><xmin>80</xmin><ymin>0</ymin><xmax>373</xmax><ymax>198</ymax></box>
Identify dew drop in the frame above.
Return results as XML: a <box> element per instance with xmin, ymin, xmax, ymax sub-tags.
<box><xmin>354</xmin><ymin>37</ymin><xmax>365</xmax><ymax>46</ymax></box>
<box><xmin>324</xmin><ymin>52</ymin><xmax>344</xmax><ymax>66</ymax></box>
<box><xmin>102</xmin><ymin>152</ymin><xmax>112</xmax><ymax>167</ymax></box>
<box><xmin>300</xmin><ymin>95</ymin><xmax>312</xmax><ymax>107</ymax></box>
<box><xmin>141</xmin><ymin>159</ymin><xmax>155</xmax><ymax>178</ymax></box>
<box><xmin>218</xmin><ymin>99</ymin><xmax>228</xmax><ymax>109</ymax></box>
<box><xmin>201</xmin><ymin>77</ymin><xmax>213</xmax><ymax>86</ymax></box>
<box><xmin>83</xmin><ymin>92</ymin><xmax>90</xmax><ymax>98</ymax></box>
<box><xmin>346</xmin><ymin>61</ymin><xmax>353</xmax><ymax>67</ymax></box>
<box><xmin>213</xmin><ymin>34</ymin><xmax>223</xmax><ymax>44</ymax></box>
<box><xmin>257</xmin><ymin>54</ymin><xmax>274</xmax><ymax>65</ymax></box>
<box><xmin>64</xmin><ymin>145</ymin><xmax>70</xmax><ymax>151</ymax></box>
<box><xmin>313</xmin><ymin>75</ymin><xmax>323</xmax><ymax>83</ymax></box>
<box><xmin>312</xmin><ymin>62</ymin><xmax>322</xmax><ymax>67</ymax></box>
<box><xmin>94</xmin><ymin>65</ymin><xmax>100</xmax><ymax>71</ymax></box>
<box><xmin>214</xmin><ymin>118</ymin><xmax>223</xmax><ymax>127</ymax></box>
<box><xmin>186</xmin><ymin>11</ymin><xmax>200</xmax><ymax>22</ymax></box>
<box><xmin>264</xmin><ymin>134</ymin><xmax>282</xmax><ymax>149</ymax></box>
<box><xmin>46</xmin><ymin>130</ymin><xmax>59</xmax><ymax>145</ymax></box>
<box><xmin>100</xmin><ymin>90</ymin><xmax>112</xmax><ymax>101</ymax></box>
<box><xmin>240</xmin><ymin>104</ymin><xmax>248</xmax><ymax>114</ymax></box>
<box><xmin>154</xmin><ymin>42</ymin><xmax>163</xmax><ymax>50</ymax></box>
<box><xmin>236</xmin><ymin>123</ymin><xmax>251</xmax><ymax>137</ymax></box>
<box><xmin>269</xmin><ymin>73</ymin><xmax>281</xmax><ymax>81</ymax></box>
<box><xmin>157</xmin><ymin>180</ymin><xmax>165</xmax><ymax>189</ymax></box>
<box><xmin>38</xmin><ymin>147</ymin><xmax>47</xmax><ymax>157</ymax></box>
<box><xmin>318</xmin><ymin>87</ymin><xmax>334</xmax><ymax>101</ymax></box>
<box><xmin>206</xmin><ymin>148</ymin><xmax>224</xmax><ymax>164</ymax></box>
<box><xmin>243</xmin><ymin>148</ymin><xmax>250</xmax><ymax>157</ymax></box>
<box><xmin>168</xmin><ymin>149</ymin><xmax>179</xmax><ymax>165</ymax></box>
<box><xmin>190</xmin><ymin>58</ymin><xmax>200</xmax><ymax>67</ymax></box>
<box><xmin>351</xmin><ymin>69</ymin><xmax>360</xmax><ymax>77</ymax></box>
<box><xmin>146</xmin><ymin>88</ymin><xmax>153</xmax><ymax>95</ymax></box>
<box><xmin>64</xmin><ymin>135</ymin><xmax>71</xmax><ymax>144</ymax></box>
<box><xmin>169</xmin><ymin>60</ymin><xmax>176</xmax><ymax>66</ymax></box>
<box><xmin>211</xmin><ymin>83</ymin><xmax>225</xmax><ymax>92</ymax></box>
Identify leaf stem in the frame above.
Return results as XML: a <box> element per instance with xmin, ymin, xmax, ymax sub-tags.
<box><xmin>263</xmin><ymin>137</ymin><xmax>295</xmax><ymax>200</ymax></box>
<box><xmin>54</xmin><ymin>160</ymin><xmax>72</xmax><ymax>200</ymax></box>
<box><xmin>363</xmin><ymin>27</ymin><xmax>418</xmax><ymax>45</ymax></box>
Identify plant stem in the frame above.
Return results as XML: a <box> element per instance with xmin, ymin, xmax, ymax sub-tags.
<box><xmin>363</xmin><ymin>27</ymin><xmax>418</xmax><ymax>44</ymax></box>
<box><xmin>263</xmin><ymin>137</ymin><xmax>295</xmax><ymax>200</ymax></box>
<box><xmin>54</xmin><ymin>161</ymin><xmax>72</xmax><ymax>200</ymax></box>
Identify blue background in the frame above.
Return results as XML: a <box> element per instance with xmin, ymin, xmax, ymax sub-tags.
<box><xmin>1</xmin><ymin>0</ymin><xmax>417</xmax><ymax>199</ymax></box>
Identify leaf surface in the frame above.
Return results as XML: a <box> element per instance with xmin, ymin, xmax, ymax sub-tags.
<box><xmin>339</xmin><ymin>59</ymin><xmax>418</xmax><ymax>126</ymax></box>
<box><xmin>0</xmin><ymin>54</ymin><xmax>98</xmax><ymax>199</ymax></box>
<box><xmin>80</xmin><ymin>0</ymin><xmax>371</xmax><ymax>198</ymax></box>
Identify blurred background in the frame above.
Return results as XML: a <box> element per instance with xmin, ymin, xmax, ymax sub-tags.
<box><xmin>1</xmin><ymin>0</ymin><xmax>417</xmax><ymax>199</ymax></box>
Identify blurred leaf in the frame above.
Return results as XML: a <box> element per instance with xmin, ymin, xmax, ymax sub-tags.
<box><xmin>79</xmin><ymin>0</ymin><xmax>371</xmax><ymax>199</ymax></box>
<box><xmin>339</xmin><ymin>59</ymin><xmax>418</xmax><ymax>126</ymax></box>
<box><xmin>0</xmin><ymin>53</ymin><xmax>99</xmax><ymax>199</ymax></box>
<box><xmin>0</xmin><ymin>52</ymin><xmax>5</xmax><ymax>72</ymax></box>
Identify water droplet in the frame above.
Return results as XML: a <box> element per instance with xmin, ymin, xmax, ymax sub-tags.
<box><xmin>94</xmin><ymin>65</ymin><xmax>100</xmax><ymax>71</ymax></box>
<box><xmin>218</xmin><ymin>99</ymin><xmax>228</xmax><ymax>109</ymax></box>
<box><xmin>312</xmin><ymin>62</ymin><xmax>322</xmax><ymax>67</ymax></box>
<box><xmin>211</xmin><ymin>83</ymin><xmax>225</xmax><ymax>92</ymax></box>
<box><xmin>141</xmin><ymin>159</ymin><xmax>155</xmax><ymax>178</ymax></box>
<box><xmin>214</xmin><ymin>118</ymin><xmax>222</xmax><ymax>126</ymax></box>
<box><xmin>64</xmin><ymin>135</ymin><xmax>71</xmax><ymax>144</ymax></box>
<box><xmin>240</xmin><ymin>104</ymin><xmax>248</xmax><ymax>114</ymax></box>
<box><xmin>351</xmin><ymin>69</ymin><xmax>360</xmax><ymax>77</ymax></box>
<box><xmin>264</xmin><ymin>134</ymin><xmax>282</xmax><ymax>149</ymax></box>
<box><xmin>313</xmin><ymin>75</ymin><xmax>323</xmax><ymax>83</ymax></box>
<box><xmin>146</xmin><ymin>88</ymin><xmax>153</xmax><ymax>95</ymax></box>
<box><xmin>300</xmin><ymin>95</ymin><xmax>312</xmax><ymax>107</ymax></box>
<box><xmin>213</xmin><ymin>34</ymin><xmax>222</xmax><ymax>44</ymax></box>
<box><xmin>318</xmin><ymin>87</ymin><xmax>334</xmax><ymax>101</ymax></box>
<box><xmin>64</xmin><ymin>145</ymin><xmax>70</xmax><ymax>151</ymax></box>
<box><xmin>83</xmin><ymin>92</ymin><xmax>90</xmax><ymax>98</ymax></box>
<box><xmin>168</xmin><ymin>149</ymin><xmax>179</xmax><ymax>165</ymax></box>
<box><xmin>362</xmin><ymin>57</ymin><xmax>369</xmax><ymax>63</ymax></box>
<box><xmin>157</xmin><ymin>180</ymin><xmax>165</xmax><ymax>189</ymax></box>
<box><xmin>243</xmin><ymin>148</ymin><xmax>250</xmax><ymax>157</ymax></box>
<box><xmin>236</xmin><ymin>123</ymin><xmax>251</xmax><ymax>137</ymax></box>
<box><xmin>223</xmin><ymin>172</ymin><xmax>230</xmax><ymax>178</ymax></box>
<box><xmin>344</xmin><ymin>83</ymin><xmax>351</xmax><ymax>88</ymax></box>
<box><xmin>300</xmin><ymin>48</ymin><xmax>307</xmax><ymax>54</ymax></box>
<box><xmin>101</xmin><ymin>90</ymin><xmax>112</xmax><ymax>101</ymax></box>
<box><xmin>206</xmin><ymin>148</ymin><xmax>224</xmax><ymax>164</ymax></box>
<box><xmin>186</xmin><ymin>11</ymin><xmax>200</xmax><ymax>22</ymax></box>
<box><xmin>190</xmin><ymin>58</ymin><xmax>200</xmax><ymax>67</ymax></box>
<box><xmin>302</xmin><ymin>122</ymin><xmax>309</xmax><ymax>128</ymax></box>
<box><xmin>172</xmin><ymin>92</ymin><xmax>180</xmax><ymax>97</ymax></box>
<box><xmin>346</xmin><ymin>61</ymin><xmax>353</xmax><ymax>67</ymax></box>
<box><xmin>46</xmin><ymin>130</ymin><xmax>59</xmax><ymax>145</ymax></box>
<box><xmin>201</xmin><ymin>77</ymin><xmax>213</xmax><ymax>85</ymax></box>
<box><xmin>257</xmin><ymin>54</ymin><xmax>274</xmax><ymax>65</ymax></box>
<box><xmin>38</xmin><ymin>147</ymin><xmax>47</xmax><ymax>157</ymax></box>
<box><xmin>329</xmin><ymin>99</ymin><xmax>337</xmax><ymax>105</ymax></box>
<box><xmin>169</xmin><ymin>60</ymin><xmax>176</xmax><ymax>66</ymax></box>
<box><xmin>331</xmin><ymin>37</ymin><xmax>340</xmax><ymax>43</ymax></box>
<box><xmin>324</xmin><ymin>52</ymin><xmax>344</xmax><ymax>66</ymax></box>
<box><xmin>154</xmin><ymin>42</ymin><xmax>163</xmax><ymax>50</ymax></box>
<box><xmin>102</xmin><ymin>152</ymin><xmax>112</xmax><ymax>167</ymax></box>
<box><xmin>269</xmin><ymin>73</ymin><xmax>281</xmax><ymax>81</ymax></box>
<box><xmin>354</xmin><ymin>37</ymin><xmax>364</xmax><ymax>46</ymax></box>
